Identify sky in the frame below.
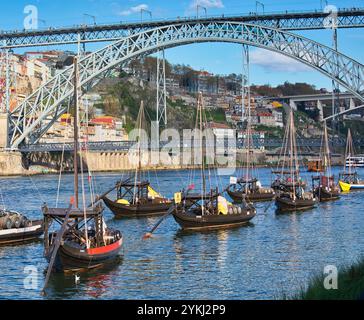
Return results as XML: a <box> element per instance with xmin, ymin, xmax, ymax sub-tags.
<box><xmin>1</xmin><ymin>0</ymin><xmax>364</xmax><ymax>90</ymax></box>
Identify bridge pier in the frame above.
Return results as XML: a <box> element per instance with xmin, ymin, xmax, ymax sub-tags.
<box><xmin>0</xmin><ymin>113</ymin><xmax>25</xmax><ymax>176</ymax></box>
<box><xmin>350</xmin><ymin>98</ymin><xmax>356</xmax><ymax>110</ymax></box>
<box><xmin>317</xmin><ymin>100</ymin><xmax>324</xmax><ymax>121</ymax></box>
<box><xmin>0</xmin><ymin>113</ymin><xmax>8</xmax><ymax>149</ymax></box>
<box><xmin>0</xmin><ymin>151</ymin><xmax>25</xmax><ymax>176</ymax></box>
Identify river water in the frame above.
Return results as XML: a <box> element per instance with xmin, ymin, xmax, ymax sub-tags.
<box><xmin>0</xmin><ymin>167</ymin><xmax>363</xmax><ymax>300</ymax></box>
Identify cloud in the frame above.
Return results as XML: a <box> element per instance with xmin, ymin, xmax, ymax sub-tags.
<box><xmin>119</xmin><ymin>4</ymin><xmax>149</xmax><ymax>16</ymax></box>
<box><xmin>250</xmin><ymin>49</ymin><xmax>311</xmax><ymax>73</ymax></box>
<box><xmin>189</xmin><ymin>0</ymin><xmax>224</xmax><ymax>10</ymax></box>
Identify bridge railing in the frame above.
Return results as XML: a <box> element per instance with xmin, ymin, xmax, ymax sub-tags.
<box><xmin>18</xmin><ymin>137</ymin><xmax>358</xmax><ymax>153</ymax></box>
<box><xmin>2</xmin><ymin>7</ymin><xmax>364</xmax><ymax>35</ymax></box>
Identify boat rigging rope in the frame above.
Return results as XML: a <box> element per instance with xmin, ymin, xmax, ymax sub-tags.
<box><xmin>55</xmin><ymin>102</ymin><xmax>71</xmax><ymax>208</ymax></box>
<box><xmin>144</xmin><ymin>107</ymin><xmax>163</xmax><ymax>195</ymax></box>
<box><xmin>27</xmin><ymin>173</ymin><xmax>47</xmax><ymax>205</ymax></box>
<box><xmin>79</xmin><ymin>150</ymin><xmax>90</xmax><ymax>249</ymax></box>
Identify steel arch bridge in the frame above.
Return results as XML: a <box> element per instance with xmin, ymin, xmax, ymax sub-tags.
<box><xmin>8</xmin><ymin>21</ymin><xmax>364</xmax><ymax>150</ymax></box>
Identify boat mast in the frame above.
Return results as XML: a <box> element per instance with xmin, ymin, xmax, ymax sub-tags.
<box><xmin>323</xmin><ymin>122</ymin><xmax>332</xmax><ymax>177</ymax></box>
<box><xmin>133</xmin><ymin>101</ymin><xmax>144</xmax><ymax>204</ymax></box>
<box><xmin>73</xmin><ymin>57</ymin><xmax>79</xmax><ymax>208</ymax></box>
<box><xmin>198</xmin><ymin>93</ymin><xmax>206</xmax><ymax>208</ymax></box>
<box><xmin>289</xmin><ymin>109</ymin><xmax>297</xmax><ymax>200</ymax></box>
<box><xmin>345</xmin><ymin>129</ymin><xmax>353</xmax><ymax>175</ymax></box>
<box><xmin>242</xmin><ymin>45</ymin><xmax>251</xmax><ymax>192</ymax></box>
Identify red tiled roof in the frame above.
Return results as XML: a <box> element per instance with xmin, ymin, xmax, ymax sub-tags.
<box><xmin>208</xmin><ymin>122</ymin><xmax>230</xmax><ymax>129</ymax></box>
<box><xmin>90</xmin><ymin>116</ymin><xmax>116</xmax><ymax>125</ymax></box>
<box><xmin>258</xmin><ymin>112</ymin><xmax>273</xmax><ymax>117</ymax></box>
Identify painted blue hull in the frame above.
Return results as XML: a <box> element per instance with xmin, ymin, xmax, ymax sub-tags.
<box><xmin>349</xmin><ymin>184</ymin><xmax>364</xmax><ymax>190</ymax></box>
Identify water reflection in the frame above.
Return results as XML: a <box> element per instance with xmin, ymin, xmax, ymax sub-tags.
<box><xmin>45</xmin><ymin>257</ymin><xmax>122</xmax><ymax>299</ymax></box>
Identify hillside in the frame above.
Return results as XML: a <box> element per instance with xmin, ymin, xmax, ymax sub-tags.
<box><xmin>89</xmin><ymin>57</ymin><xmax>329</xmax><ymax>134</ymax></box>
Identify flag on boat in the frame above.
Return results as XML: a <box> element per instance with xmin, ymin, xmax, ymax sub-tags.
<box><xmin>148</xmin><ymin>186</ymin><xmax>162</xmax><ymax>199</ymax></box>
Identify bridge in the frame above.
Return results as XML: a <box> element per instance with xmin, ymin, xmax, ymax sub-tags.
<box><xmin>18</xmin><ymin>137</ymin><xmax>363</xmax><ymax>153</ymax></box>
<box><xmin>1</xmin><ymin>8</ymin><xmax>364</xmax><ymax>152</ymax></box>
<box><xmin>269</xmin><ymin>92</ymin><xmax>363</xmax><ymax>121</ymax></box>
<box><xmin>1</xmin><ymin>8</ymin><xmax>364</xmax><ymax>48</ymax></box>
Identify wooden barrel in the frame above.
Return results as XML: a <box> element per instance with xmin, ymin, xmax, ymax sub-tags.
<box><xmin>0</xmin><ymin>216</ymin><xmax>13</xmax><ymax>229</ymax></box>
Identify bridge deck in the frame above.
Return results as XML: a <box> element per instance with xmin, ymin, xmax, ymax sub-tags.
<box><xmin>17</xmin><ymin>138</ymin><xmax>364</xmax><ymax>153</ymax></box>
<box><xmin>1</xmin><ymin>8</ymin><xmax>364</xmax><ymax>48</ymax></box>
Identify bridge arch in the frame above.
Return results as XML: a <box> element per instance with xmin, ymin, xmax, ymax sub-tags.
<box><xmin>9</xmin><ymin>21</ymin><xmax>364</xmax><ymax>149</ymax></box>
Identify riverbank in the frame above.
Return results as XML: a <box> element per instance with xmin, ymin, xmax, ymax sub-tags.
<box><xmin>291</xmin><ymin>258</ymin><xmax>364</xmax><ymax>300</ymax></box>
<box><xmin>0</xmin><ymin>162</ymin><xmax>347</xmax><ymax>178</ymax></box>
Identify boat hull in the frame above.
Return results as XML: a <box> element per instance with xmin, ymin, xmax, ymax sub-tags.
<box><xmin>275</xmin><ymin>196</ymin><xmax>317</xmax><ymax>212</ymax></box>
<box><xmin>0</xmin><ymin>220</ymin><xmax>43</xmax><ymax>245</ymax></box>
<box><xmin>102</xmin><ymin>196</ymin><xmax>171</xmax><ymax>218</ymax></box>
<box><xmin>314</xmin><ymin>187</ymin><xmax>340</xmax><ymax>202</ymax></box>
<box><xmin>172</xmin><ymin>209</ymin><xmax>256</xmax><ymax>231</ymax></box>
<box><xmin>339</xmin><ymin>180</ymin><xmax>364</xmax><ymax>191</ymax></box>
<box><xmin>227</xmin><ymin>188</ymin><xmax>275</xmax><ymax>202</ymax></box>
<box><xmin>51</xmin><ymin>238</ymin><xmax>123</xmax><ymax>272</ymax></box>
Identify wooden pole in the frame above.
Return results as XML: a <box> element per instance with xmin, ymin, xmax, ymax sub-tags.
<box><xmin>73</xmin><ymin>57</ymin><xmax>79</xmax><ymax>208</ymax></box>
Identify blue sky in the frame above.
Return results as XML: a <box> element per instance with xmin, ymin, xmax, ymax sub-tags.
<box><xmin>1</xmin><ymin>0</ymin><xmax>364</xmax><ymax>89</ymax></box>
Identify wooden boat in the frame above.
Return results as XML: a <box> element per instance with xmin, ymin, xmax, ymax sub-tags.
<box><xmin>102</xmin><ymin>101</ymin><xmax>171</xmax><ymax>218</ymax></box>
<box><xmin>339</xmin><ymin>172</ymin><xmax>364</xmax><ymax>191</ymax></box>
<box><xmin>312</xmin><ymin>176</ymin><xmax>340</xmax><ymax>201</ymax></box>
<box><xmin>227</xmin><ymin>178</ymin><xmax>275</xmax><ymax>202</ymax></box>
<box><xmin>271</xmin><ymin>170</ymin><xmax>306</xmax><ymax>192</ymax></box>
<box><xmin>43</xmin><ymin>205</ymin><xmax>122</xmax><ymax>272</ymax></box>
<box><xmin>0</xmin><ymin>209</ymin><xmax>43</xmax><ymax>245</ymax></box>
<box><xmin>307</xmin><ymin>159</ymin><xmax>324</xmax><ymax>172</ymax></box>
<box><xmin>274</xmin><ymin>109</ymin><xmax>317</xmax><ymax>212</ymax></box>
<box><xmin>172</xmin><ymin>93</ymin><xmax>256</xmax><ymax>230</ymax></box>
<box><xmin>312</xmin><ymin>123</ymin><xmax>340</xmax><ymax>202</ymax></box>
<box><xmin>102</xmin><ymin>180</ymin><xmax>171</xmax><ymax>218</ymax></box>
<box><xmin>275</xmin><ymin>191</ymin><xmax>317</xmax><ymax>212</ymax></box>
<box><xmin>338</xmin><ymin>129</ymin><xmax>364</xmax><ymax>191</ymax></box>
<box><xmin>42</xmin><ymin>58</ymin><xmax>122</xmax><ymax>293</ymax></box>
<box><xmin>173</xmin><ymin>189</ymin><xmax>256</xmax><ymax>230</ymax></box>
<box><xmin>226</xmin><ymin>68</ymin><xmax>274</xmax><ymax>203</ymax></box>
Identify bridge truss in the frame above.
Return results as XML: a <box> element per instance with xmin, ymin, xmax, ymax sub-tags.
<box><xmin>5</xmin><ymin>21</ymin><xmax>364</xmax><ymax>150</ymax></box>
<box><xmin>1</xmin><ymin>8</ymin><xmax>364</xmax><ymax>48</ymax></box>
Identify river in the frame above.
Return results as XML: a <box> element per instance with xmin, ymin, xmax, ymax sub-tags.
<box><xmin>0</xmin><ymin>167</ymin><xmax>363</xmax><ymax>299</ymax></box>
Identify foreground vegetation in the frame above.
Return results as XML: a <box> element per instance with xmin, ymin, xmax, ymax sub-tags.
<box><xmin>292</xmin><ymin>259</ymin><xmax>364</xmax><ymax>300</ymax></box>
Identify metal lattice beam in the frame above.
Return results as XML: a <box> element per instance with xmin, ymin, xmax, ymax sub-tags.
<box><xmin>156</xmin><ymin>49</ymin><xmax>167</xmax><ymax>128</ymax></box>
<box><xmin>2</xmin><ymin>8</ymin><xmax>364</xmax><ymax>48</ymax></box>
<box><xmin>8</xmin><ymin>21</ymin><xmax>364</xmax><ymax>149</ymax></box>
